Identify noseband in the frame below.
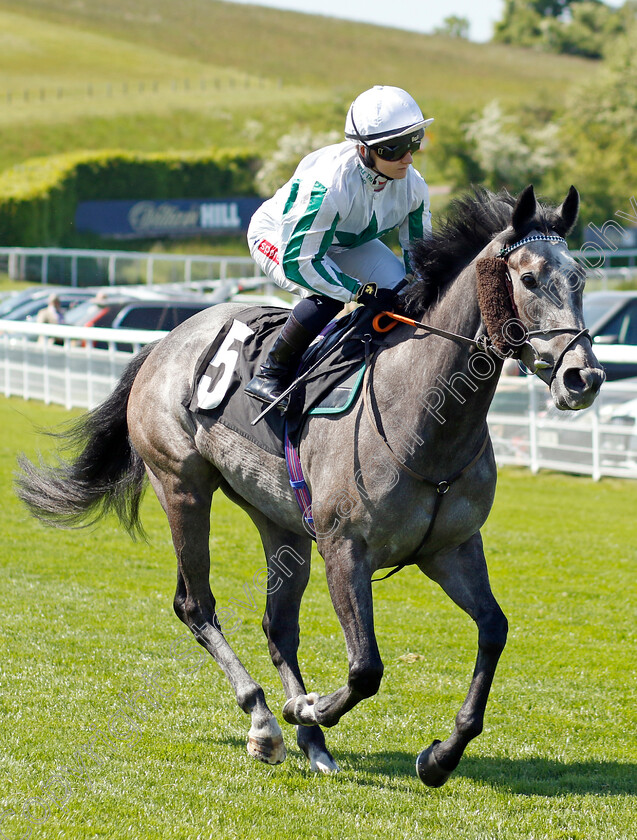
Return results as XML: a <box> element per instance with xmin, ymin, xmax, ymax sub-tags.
<box><xmin>497</xmin><ymin>233</ymin><xmax>592</xmax><ymax>384</ymax></box>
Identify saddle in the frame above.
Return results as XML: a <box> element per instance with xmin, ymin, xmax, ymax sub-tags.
<box><xmin>186</xmin><ymin>305</ymin><xmax>384</xmax><ymax>457</ymax></box>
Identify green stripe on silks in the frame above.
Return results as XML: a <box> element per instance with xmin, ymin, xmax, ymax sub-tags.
<box><xmin>408</xmin><ymin>201</ymin><xmax>425</xmax><ymax>243</ymax></box>
<box><xmin>335</xmin><ymin>212</ymin><xmax>383</xmax><ymax>249</ymax></box>
<box><xmin>282</xmin><ymin>181</ymin><xmax>329</xmax><ymax>293</ymax></box>
<box><xmin>404</xmin><ymin>201</ymin><xmax>425</xmax><ymax>275</ymax></box>
<box><xmin>314</xmin><ymin>214</ymin><xmax>359</xmax><ymax>295</ymax></box>
<box><xmin>334</xmin><ymin>215</ymin><xmax>396</xmax><ymax>257</ymax></box>
<box><xmin>283</xmin><ymin>179</ymin><xmax>301</xmax><ymax>216</ymax></box>
<box><xmin>282</xmin><ymin>182</ymin><xmax>357</xmax><ymax>296</ymax></box>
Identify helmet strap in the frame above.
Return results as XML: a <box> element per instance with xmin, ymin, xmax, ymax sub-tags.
<box><xmin>349</xmin><ymin>106</ymin><xmax>393</xmax><ymax>179</ymax></box>
<box><xmin>357</xmin><ymin>145</ymin><xmax>394</xmax><ymax>181</ymax></box>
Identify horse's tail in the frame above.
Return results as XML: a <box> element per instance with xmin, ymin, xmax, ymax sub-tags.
<box><xmin>15</xmin><ymin>342</ymin><xmax>158</xmax><ymax>539</ymax></box>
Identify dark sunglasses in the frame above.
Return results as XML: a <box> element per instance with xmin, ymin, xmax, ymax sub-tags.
<box><xmin>372</xmin><ymin>130</ymin><xmax>424</xmax><ymax>162</ymax></box>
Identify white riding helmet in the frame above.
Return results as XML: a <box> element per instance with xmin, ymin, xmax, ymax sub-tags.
<box><xmin>344</xmin><ymin>85</ymin><xmax>434</xmax><ymax>146</ymax></box>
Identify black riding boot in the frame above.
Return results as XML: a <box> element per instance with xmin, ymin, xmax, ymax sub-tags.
<box><xmin>245</xmin><ymin>314</ymin><xmax>314</xmax><ymax>408</ymax></box>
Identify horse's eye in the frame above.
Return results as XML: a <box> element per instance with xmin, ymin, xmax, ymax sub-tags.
<box><xmin>520</xmin><ymin>273</ymin><xmax>538</xmax><ymax>289</ymax></box>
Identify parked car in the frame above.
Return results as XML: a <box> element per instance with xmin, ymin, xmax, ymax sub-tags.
<box><xmin>584</xmin><ymin>290</ymin><xmax>637</xmax><ymax>380</ymax></box>
<box><xmin>65</xmin><ymin>295</ymin><xmax>212</xmax><ymax>330</ymax></box>
<box><xmin>64</xmin><ymin>295</ymin><xmax>216</xmax><ymax>350</ymax></box>
<box><xmin>0</xmin><ymin>286</ymin><xmax>96</xmax><ymax>321</ymax></box>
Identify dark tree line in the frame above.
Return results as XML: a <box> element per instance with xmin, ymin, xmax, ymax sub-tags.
<box><xmin>493</xmin><ymin>0</ymin><xmax>637</xmax><ymax>58</ymax></box>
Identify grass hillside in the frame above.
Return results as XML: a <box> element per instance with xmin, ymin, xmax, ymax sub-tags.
<box><xmin>0</xmin><ymin>0</ymin><xmax>599</xmax><ymax>176</ymax></box>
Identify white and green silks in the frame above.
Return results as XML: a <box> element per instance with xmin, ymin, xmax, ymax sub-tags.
<box><xmin>248</xmin><ymin>141</ymin><xmax>431</xmax><ymax>303</ymax></box>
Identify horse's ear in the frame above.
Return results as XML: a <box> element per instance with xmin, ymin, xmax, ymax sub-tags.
<box><xmin>555</xmin><ymin>185</ymin><xmax>580</xmax><ymax>236</ymax></box>
<box><xmin>511</xmin><ymin>185</ymin><xmax>537</xmax><ymax>232</ymax></box>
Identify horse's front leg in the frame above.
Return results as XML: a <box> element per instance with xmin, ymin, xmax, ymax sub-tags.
<box><xmin>283</xmin><ymin>538</ymin><xmax>383</xmax><ymax>729</ymax></box>
<box><xmin>416</xmin><ymin>532</ymin><xmax>508</xmax><ymax>787</ymax></box>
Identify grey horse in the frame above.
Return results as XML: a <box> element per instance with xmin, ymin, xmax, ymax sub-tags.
<box><xmin>16</xmin><ymin>185</ymin><xmax>604</xmax><ymax>786</ymax></box>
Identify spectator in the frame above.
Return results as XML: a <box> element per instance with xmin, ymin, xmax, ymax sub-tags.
<box><xmin>37</xmin><ymin>293</ymin><xmax>65</xmax><ymax>325</ymax></box>
<box><xmin>36</xmin><ymin>293</ymin><xmax>65</xmax><ymax>344</ymax></box>
<box><xmin>83</xmin><ymin>289</ymin><xmax>109</xmax><ymax>323</ymax></box>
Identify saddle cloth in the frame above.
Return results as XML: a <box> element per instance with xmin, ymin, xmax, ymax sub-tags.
<box><xmin>186</xmin><ymin>305</ymin><xmax>382</xmax><ymax>457</ymax></box>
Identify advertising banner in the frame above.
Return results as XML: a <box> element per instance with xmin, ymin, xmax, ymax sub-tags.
<box><xmin>74</xmin><ymin>197</ymin><xmax>264</xmax><ymax>238</ymax></box>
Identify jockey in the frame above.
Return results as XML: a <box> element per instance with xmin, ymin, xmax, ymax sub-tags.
<box><xmin>245</xmin><ymin>84</ymin><xmax>434</xmax><ymax>407</ymax></box>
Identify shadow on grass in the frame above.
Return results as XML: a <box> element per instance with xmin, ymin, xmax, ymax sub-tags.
<box><xmin>309</xmin><ymin>748</ymin><xmax>636</xmax><ymax>796</ymax></box>
<box><xmin>211</xmin><ymin>736</ymin><xmax>635</xmax><ymax>796</ymax></box>
<box><xmin>457</xmin><ymin>755</ymin><xmax>636</xmax><ymax>796</ymax></box>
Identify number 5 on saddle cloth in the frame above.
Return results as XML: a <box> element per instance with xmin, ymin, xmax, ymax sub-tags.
<box><xmin>185</xmin><ymin>306</ymin><xmax>384</xmax><ymax>459</ymax></box>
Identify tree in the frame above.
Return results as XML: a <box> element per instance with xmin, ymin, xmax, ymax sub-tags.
<box><xmin>434</xmin><ymin>16</ymin><xmax>471</xmax><ymax>39</ymax></box>
<box><xmin>532</xmin><ymin>0</ymin><xmax>594</xmax><ymax>15</ymax></box>
<box><xmin>540</xmin><ymin>1</ymin><xmax>628</xmax><ymax>58</ymax></box>
<box><xmin>493</xmin><ymin>0</ymin><xmax>632</xmax><ymax>57</ymax></box>
<box><xmin>547</xmin><ymin>20</ymin><xmax>637</xmax><ymax>231</ymax></box>
<box><xmin>255</xmin><ymin>128</ymin><xmax>341</xmax><ymax>197</ymax></box>
<box><xmin>463</xmin><ymin>100</ymin><xmax>563</xmax><ymax>193</ymax></box>
<box><xmin>493</xmin><ymin>1</ymin><xmax>543</xmax><ymax>46</ymax></box>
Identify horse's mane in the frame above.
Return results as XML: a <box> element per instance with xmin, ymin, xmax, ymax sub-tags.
<box><xmin>404</xmin><ymin>186</ymin><xmax>558</xmax><ymax>316</ymax></box>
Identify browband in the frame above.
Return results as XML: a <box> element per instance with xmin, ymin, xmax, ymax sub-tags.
<box><xmin>498</xmin><ymin>234</ymin><xmax>567</xmax><ymax>260</ymax></box>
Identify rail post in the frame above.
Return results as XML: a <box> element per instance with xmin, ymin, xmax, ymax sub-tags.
<box><xmin>592</xmin><ymin>397</ymin><xmax>601</xmax><ymax>481</ymax></box>
<box><xmin>529</xmin><ymin>376</ymin><xmax>539</xmax><ymax>473</ymax></box>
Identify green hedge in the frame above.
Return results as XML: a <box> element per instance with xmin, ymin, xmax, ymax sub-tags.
<box><xmin>0</xmin><ymin>148</ymin><xmax>259</xmax><ymax>247</ymax></box>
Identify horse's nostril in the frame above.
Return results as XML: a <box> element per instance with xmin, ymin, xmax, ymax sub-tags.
<box><xmin>562</xmin><ymin>367</ymin><xmax>585</xmax><ymax>393</ymax></box>
<box><xmin>580</xmin><ymin>367</ymin><xmax>604</xmax><ymax>393</ymax></box>
<box><xmin>562</xmin><ymin>367</ymin><xmax>604</xmax><ymax>394</ymax></box>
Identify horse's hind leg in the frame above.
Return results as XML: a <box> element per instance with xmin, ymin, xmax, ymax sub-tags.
<box><xmin>416</xmin><ymin>532</ymin><xmax>508</xmax><ymax>787</ymax></box>
<box><xmin>255</xmin><ymin>519</ymin><xmax>339</xmax><ymax>773</ymax></box>
<box><xmin>145</xmin><ymin>462</ymin><xmax>286</xmax><ymax>766</ymax></box>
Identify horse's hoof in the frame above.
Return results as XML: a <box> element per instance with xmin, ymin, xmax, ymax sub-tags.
<box><xmin>306</xmin><ymin>742</ymin><xmax>340</xmax><ymax>774</ymax></box>
<box><xmin>416</xmin><ymin>740</ymin><xmax>452</xmax><ymax>788</ymax></box>
<box><xmin>309</xmin><ymin>752</ymin><xmax>340</xmax><ymax>774</ymax></box>
<box><xmin>247</xmin><ymin>720</ymin><xmax>287</xmax><ymax>765</ymax></box>
<box><xmin>247</xmin><ymin>732</ymin><xmax>286</xmax><ymax>765</ymax></box>
<box><xmin>282</xmin><ymin>692</ymin><xmax>320</xmax><ymax>727</ymax></box>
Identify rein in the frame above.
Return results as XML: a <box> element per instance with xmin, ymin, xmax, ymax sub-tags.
<box><xmin>372</xmin><ymin>311</ymin><xmax>478</xmax><ymax>350</ymax></box>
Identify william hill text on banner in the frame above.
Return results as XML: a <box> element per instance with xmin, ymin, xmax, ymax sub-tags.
<box><xmin>75</xmin><ymin>198</ymin><xmax>264</xmax><ymax>239</ymax></box>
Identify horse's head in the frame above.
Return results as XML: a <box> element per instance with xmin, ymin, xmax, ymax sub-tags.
<box><xmin>478</xmin><ymin>185</ymin><xmax>605</xmax><ymax>411</ymax></box>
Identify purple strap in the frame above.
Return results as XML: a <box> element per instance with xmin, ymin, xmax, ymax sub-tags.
<box><xmin>281</xmin><ymin>315</ymin><xmax>346</xmax><ymax>538</ymax></box>
<box><xmin>284</xmin><ymin>420</ymin><xmax>315</xmax><ymax>537</ymax></box>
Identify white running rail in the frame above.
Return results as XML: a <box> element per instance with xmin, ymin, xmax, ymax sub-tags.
<box><xmin>2</xmin><ymin>318</ymin><xmax>636</xmax><ymax>480</ymax></box>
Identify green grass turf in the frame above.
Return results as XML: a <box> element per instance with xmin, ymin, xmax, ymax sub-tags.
<box><xmin>0</xmin><ymin>395</ymin><xmax>635</xmax><ymax>839</ymax></box>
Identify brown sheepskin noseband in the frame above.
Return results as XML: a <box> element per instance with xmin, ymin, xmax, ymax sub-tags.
<box><xmin>475</xmin><ymin>256</ymin><xmax>527</xmax><ymax>357</ymax></box>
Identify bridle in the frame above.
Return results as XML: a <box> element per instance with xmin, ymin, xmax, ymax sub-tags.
<box><xmin>374</xmin><ymin>231</ymin><xmax>591</xmax><ymax>386</ymax></box>
<box><xmin>496</xmin><ymin>233</ymin><xmax>593</xmax><ymax>385</ymax></box>
<box><xmin>372</xmin><ymin>233</ymin><xmax>593</xmax><ymax>392</ymax></box>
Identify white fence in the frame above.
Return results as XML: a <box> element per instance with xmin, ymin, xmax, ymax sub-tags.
<box><xmin>2</xmin><ymin>245</ymin><xmax>636</xmax><ymax>292</ymax></box>
<box><xmin>489</xmin><ymin>374</ymin><xmax>637</xmax><ymax>480</ymax></box>
<box><xmin>0</xmin><ymin>319</ymin><xmax>162</xmax><ymax>409</ymax></box>
<box><xmin>2</xmin><ymin>319</ymin><xmax>636</xmax><ymax>481</ymax></box>
<box><xmin>0</xmin><ymin>246</ymin><xmax>270</xmax><ymax>291</ymax></box>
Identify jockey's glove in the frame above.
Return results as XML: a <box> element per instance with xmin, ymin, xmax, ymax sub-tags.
<box><xmin>354</xmin><ymin>282</ymin><xmax>400</xmax><ymax>314</ymax></box>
